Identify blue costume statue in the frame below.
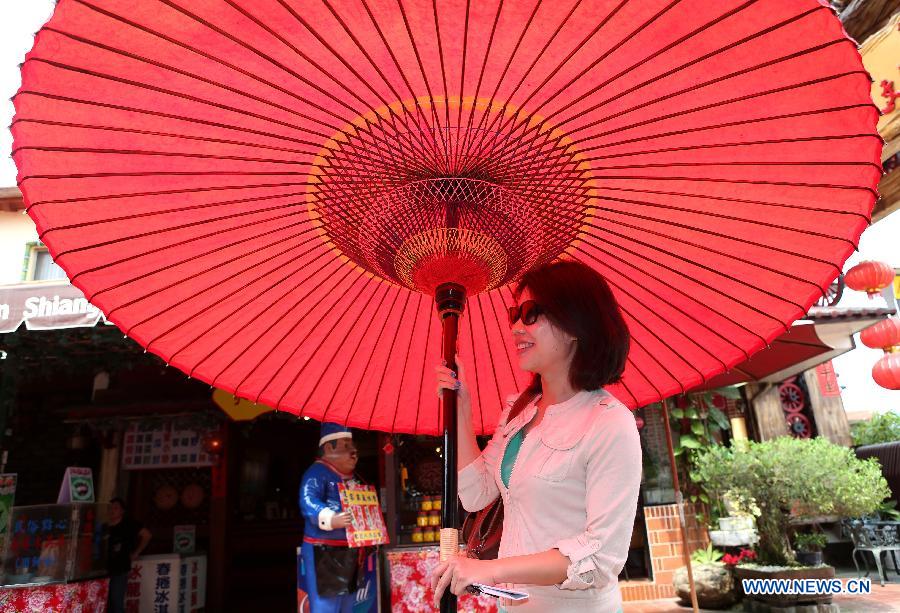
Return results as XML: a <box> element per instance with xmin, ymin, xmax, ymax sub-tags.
<box><xmin>298</xmin><ymin>423</ymin><xmax>360</xmax><ymax>613</ymax></box>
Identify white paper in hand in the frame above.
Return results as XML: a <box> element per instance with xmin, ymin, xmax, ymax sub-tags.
<box><xmin>468</xmin><ymin>583</ymin><xmax>529</xmax><ymax>601</ymax></box>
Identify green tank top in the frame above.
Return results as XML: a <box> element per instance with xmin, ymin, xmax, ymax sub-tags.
<box><xmin>500</xmin><ymin>428</ymin><xmax>525</xmax><ymax>488</ymax></box>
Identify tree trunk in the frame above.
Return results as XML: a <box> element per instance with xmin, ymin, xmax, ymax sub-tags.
<box><xmin>756</xmin><ymin>509</ymin><xmax>796</xmax><ymax>566</ymax></box>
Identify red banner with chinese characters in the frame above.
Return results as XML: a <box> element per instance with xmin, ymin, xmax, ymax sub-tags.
<box><xmin>815</xmin><ymin>361</ymin><xmax>841</xmax><ymax>397</ymax></box>
<box><xmin>338</xmin><ymin>483</ymin><xmax>389</xmax><ymax>547</ymax></box>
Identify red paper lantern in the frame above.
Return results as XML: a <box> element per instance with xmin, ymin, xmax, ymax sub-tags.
<box><xmin>872</xmin><ymin>352</ymin><xmax>900</xmax><ymax>391</ymax></box>
<box><xmin>844</xmin><ymin>261</ymin><xmax>896</xmax><ymax>298</ymax></box>
<box><xmin>860</xmin><ymin>318</ymin><xmax>900</xmax><ymax>351</ymax></box>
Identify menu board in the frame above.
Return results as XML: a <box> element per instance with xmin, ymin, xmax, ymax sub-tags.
<box><xmin>122</xmin><ymin>424</ymin><xmax>215</xmax><ymax>469</ymax></box>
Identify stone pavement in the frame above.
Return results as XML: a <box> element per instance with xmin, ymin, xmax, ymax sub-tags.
<box><xmin>622</xmin><ymin>569</ymin><xmax>900</xmax><ymax>613</ymax></box>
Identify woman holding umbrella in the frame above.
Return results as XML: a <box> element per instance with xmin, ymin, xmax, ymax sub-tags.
<box><xmin>432</xmin><ymin>260</ymin><xmax>642</xmax><ymax>612</ymax></box>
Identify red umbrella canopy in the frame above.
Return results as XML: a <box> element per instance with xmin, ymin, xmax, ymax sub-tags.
<box><xmin>12</xmin><ymin>0</ymin><xmax>881</xmax><ymax>434</ymax></box>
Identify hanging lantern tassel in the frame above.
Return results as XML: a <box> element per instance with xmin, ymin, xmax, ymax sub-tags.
<box><xmin>872</xmin><ymin>352</ymin><xmax>900</xmax><ymax>391</ymax></box>
<box><xmin>860</xmin><ymin>317</ymin><xmax>900</xmax><ymax>351</ymax></box>
<box><xmin>844</xmin><ymin>261</ymin><xmax>896</xmax><ymax>299</ymax></box>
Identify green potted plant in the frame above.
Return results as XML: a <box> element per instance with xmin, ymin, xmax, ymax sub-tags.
<box><xmin>673</xmin><ymin>544</ymin><xmax>737</xmax><ymax>609</ymax></box>
<box><xmin>692</xmin><ymin>437</ymin><xmax>891</xmax><ymax>607</ymax></box>
<box><xmin>794</xmin><ymin>532</ymin><xmax>828</xmax><ymax>566</ymax></box>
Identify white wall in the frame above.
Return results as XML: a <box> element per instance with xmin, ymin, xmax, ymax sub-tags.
<box><xmin>0</xmin><ymin>210</ymin><xmax>38</xmax><ymax>284</ymax></box>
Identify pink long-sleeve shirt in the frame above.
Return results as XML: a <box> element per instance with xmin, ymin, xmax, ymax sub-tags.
<box><xmin>458</xmin><ymin>389</ymin><xmax>642</xmax><ymax>612</ymax></box>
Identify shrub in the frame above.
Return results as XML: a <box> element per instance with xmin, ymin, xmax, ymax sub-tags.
<box><xmin>692</xmin><ymin>437</ymin><xmax>890</xmax><ymax>565</ymax></box>
<box><xmin>852</xmin><ymin>411</ymin><xmax>900</xmax><ymax>447</ymax></box>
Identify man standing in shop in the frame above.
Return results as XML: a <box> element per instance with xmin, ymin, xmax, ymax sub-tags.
<box><xmin>298</xmin><ymin>423</ymin><xmax>361</xmax><ymax>613</ymax></box>
<box><xmin>106</xmin><ymin>497</ymin><xmax>152</xmax><ymax>613</ymax></box>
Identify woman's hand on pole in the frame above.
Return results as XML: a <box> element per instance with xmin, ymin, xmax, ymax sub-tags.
<box><xmin>435</xmin><ymin>356</ymin><xmax>471</xmax><ymax>416</ymax></box>
<box><xmin>430</xmin><ymin>555</ymin><xmax>497</xmax><ymax>608</ymax></box>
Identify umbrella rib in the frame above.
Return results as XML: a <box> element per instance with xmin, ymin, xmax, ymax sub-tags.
<box><xmin>625</xmin><ymin>354</ymin><xmax>666</xmax><ymax>401</ymax></box>
<box><xmin>591</xmin><ymin>279</ymin><xmax>699</xmax><ymax>393</ymax></box>
<box><xmin>588</xmin><ymin>193</ymin><xmax>859</xmax><ymax>250</ymax></box>
<box><xmin>23</xmin><ymin>57</ymin><xmax>337</xmax><ymax>139</ymax></box>
<box><xmin>587</xmin><ymin>208</ymin><xmax>844</xmax><ymax>284</ymax></box>
<box><xmin>588</xmin><ymin>173</ymin><xmax>878</xmax><ymax>201</ymax></box>
<box><xmin>455</xmin><ymin>0</ymin><xmax>502</xmax><ymax>169</ymax></box>
<box><xmin>69</xmin><ymin>210</ymin><xmax>317</xmax><ymax>289</ymax></box>
<box><xmin>193</xmin><ymin>260</ymin><xmax>357</xmax><ymax>385</ymax></box>
<box><xmin>455</xmin><ymin>0</ymin><xmax>542</xmax><ymax>172</ymax></box>
<box><xmin>594</xmin><ymin>160</ymin><xmax>882</xmax><ymax>172</ymax></box>
<box><xmin>13</xmin><ymin>91</ymin><xmax>333</xmax><ymax>158</ymax></box>
<box><xmin>42</xmin><ymin>25</ymin><xmax>352</xmax><ymax>132</ymax></box>
<box><xmin>476</xmin><ymin>0</ymin><xmax>770</xmax><ymax>168</ymax></box>
<box><xmin>415</xmin><ymin>299</ymin><xmax>437</xmax><ymax>436</ymax></box>
<box><xmin>518</xmin><ymin>0</ymin><xmax>667</xmax><ymax>113</ymax></box>
<box><xmin>592</xmin><ymin>185</ymin><xmax>873</xmax><ymax>223</ymax></box>
<box><xmin>367</xmin><ymin>290</ymin><xmax>415</xmax><ymax>431</ymax></box>
<box><xmin>85</xmin><ymin>219</ymin><xmax>319</xmax><ymax>308</ymax></box>
<box><xmin>488</xmin><ymin>289</ymin><xmax>520</xmax><ymax>394</ymax></box>
<box><xmin>579</xmin><ymin>133</ymin><xmax>883</xmax><ymax>163</ymax></box>
<box><xmin>466</xmin><ymin>0</ymin><xmax>602</xmax><ymax>161</ymax></box>
<box><xmin>393</xmin><ymin>0</ymin><xmax>450</xmax><ymax>174</ymax></box>
<box><xmin>528</xmin><ymin>0</ymin><xmax>755</xmax><ymax>119</ymax></box>
<box><xmin>12</xmin><ymin>118</ymin><xmax>322</xmax><ymax>158</ymax></box>
<box><xmin>269</xmin><ymin>0</ymin><xmax>446</xmax><ymax>173</ymax></box>
<box><xmin>558</xmin><ymin>11</ymin><xmax>843</xmax><ymax>131</ymax></box>
<box><xmin>115</xmin><ymin>231</ymin><xmax>328</xmax><ymax>329</ymax></box>
<box><xmin>52</xmin><ymin>198</ymin><xmax>312</xmax><ymax>260</ymax></box>
<box><xmin>24</xmin><ymin>179</ymin><xmax>314</xmax><ymax>212</ymax></box>
<box><xmin>465</xmin><ymin>300</ymin><xmax>485</xmax><ymax>435</ymax></box>
<box><xmin>571</xmin><ymin>238</ymin><xmax>783</xmax><ymax>333</ymax></box>
<box><xmin>573</xmin><ymin>248</ymin><xmax>749</xmax><ymax>362</ymax></box>
<box><xmin>39</xmin><ymin>189</ymin><xmax>311</xmax><ymax>237</ymax></box>
<box><xmin>152</xmin><ymin>246</ymin><xmax>339</xmax><ymax>360</ymax></box>
<box><xmin>314</xmin><ymin>283</ymin><xmax>395</xmax><ymax>422</ymax></box>
<box><xmin>430</xmin><ymin>0</ymin><xmax>453</xmax><ymax>172</ymax></box>
<box><xmin>584</xmin><ymin>276</ymin><xmax>722</xmax><ymax>385</ymax></box>
<box><xmin>575</xmin><ymin>104</ymin><xmax>882</xmax><ymax>156</ymax></box>
<box><xmin>390</xmin><ymin>293</ymin><xmax>425</xmax><ymax>434</ymax></box>
<box><xmin>179</xmin><ymin>260</ymin><xmax>352</xmax><ymax>378</ymax></box>
<box><xmin>354</xmin><ymin>0</ymin><xmax>452</xmax><ymax>171</ymax></box>
<box><xmin>26</xmin><ymin>52</ymin><xmax>420</xmax><ymax>177</ymax></box>
<box><xmin>583</xmin><ymin>220</ymin><xmax>813</xmax><ymax>310</ymax></box>
<box><xmin>452</xmin><ymin>0</ymin><xmax>472</xmax><ymax>174</ymax></box>
<box><xmin>245</xmin><ymin>271</ymin><xmax>376</xmax><ymax>404</ymax></box>
<box><xmin>73</xmin><ymin>0</ymin><xmax>372</xmax><ymax>124</ymax></box>
<box><xmin>564</xmin><ymin>56</ymin><xmax>865</xmax><ymax>141</ymax></box>
<box><xmin>474</xmin><ymin>294</ymin><xmax>506</xmax><ymax>431</ymax></box>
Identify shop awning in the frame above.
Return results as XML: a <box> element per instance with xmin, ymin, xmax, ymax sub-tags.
<box><xmin>692</xmin><ymin>303</ymin><xmax>896</xmax><ymax>391</ymax></box>
<box><xmin>0</xmin><ymin>282</ymin><xmax>107</xmax><ymax>333</ymax></box>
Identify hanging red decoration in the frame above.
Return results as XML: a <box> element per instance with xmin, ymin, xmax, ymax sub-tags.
<box><xmin>859</xmin><ymin>317</ymin><xmax>900</xmax><ymax>351</ymax></box>
<box><xmin>872</xmin><ymin>352</ymin><xmax>900</xmax><ymax>391</ymax></box>
<box><xmin>844</xmin><ymin>261</ymin><xmax>896</xmax><ymax>298</ymax></box>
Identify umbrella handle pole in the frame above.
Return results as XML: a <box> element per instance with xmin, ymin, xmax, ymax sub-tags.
<box><xmin>436</xmin><ymin>282</ymin><xmax>466</xmax><ymax>613</ymax></box>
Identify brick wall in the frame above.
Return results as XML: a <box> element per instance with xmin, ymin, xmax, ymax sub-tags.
<box><xmin>621</xmin><ymin>502</ymin><xmax>709</xmax><ymax>602</ymax></box>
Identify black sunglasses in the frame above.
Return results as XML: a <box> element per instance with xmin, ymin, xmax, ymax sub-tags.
<box><xmin>508</xmin><ymin>300</ymin><xmax>544</xmax><ymax>327</ymax></box>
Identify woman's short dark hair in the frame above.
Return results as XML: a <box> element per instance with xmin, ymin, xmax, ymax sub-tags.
<box><xmin>516</xmin><ymin>259</ymin><xmax>630</xmax><ymax>391</ymax></box>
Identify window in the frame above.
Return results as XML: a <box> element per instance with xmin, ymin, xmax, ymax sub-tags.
<box><xmin>27</xmin><ymin>246</ymin><xmax>67</xmax><ymax>281</ymax></box>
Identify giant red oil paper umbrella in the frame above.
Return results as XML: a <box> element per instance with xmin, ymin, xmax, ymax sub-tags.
<box><xmin>13</xmin><ymin>0</ymin><xmax>881</xmax><ymax>608</ymax></box>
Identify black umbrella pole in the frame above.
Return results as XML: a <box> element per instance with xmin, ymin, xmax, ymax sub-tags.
<box><xmin>436</xmin><ymin>282</ymin><xmax>466</xmax><ymax>613</ymax></box>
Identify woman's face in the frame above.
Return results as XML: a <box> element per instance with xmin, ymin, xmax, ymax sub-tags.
<box><xmin>511</xmin><ymin>288</ymin><xmax>576</xmax><ymax>376</ymax></box>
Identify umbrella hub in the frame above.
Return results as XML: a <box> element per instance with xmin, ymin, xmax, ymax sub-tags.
<box><xmin>307</xmin><ymin>99</ymin><xmax>592</xmax><ymax>296</ymax></box>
